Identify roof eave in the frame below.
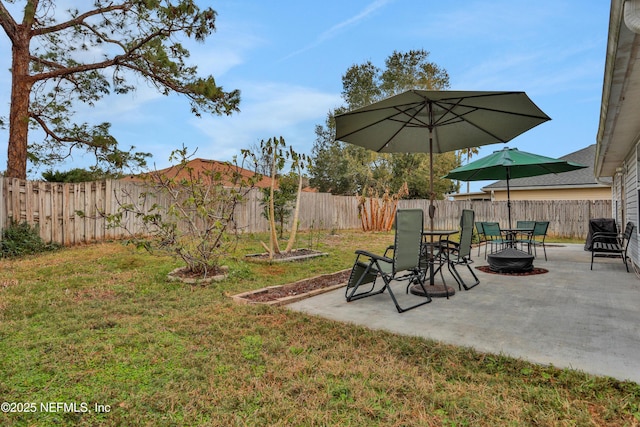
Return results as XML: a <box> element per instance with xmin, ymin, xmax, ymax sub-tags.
<box><xmin>482</xmin><ymin>183</ymin><xmax>611</xmax><ymax>192</ymax></box>
<box><xmin>596</xmin><ymin>0</ymin><xmax>640</xmax><ymax>178</ymax></box>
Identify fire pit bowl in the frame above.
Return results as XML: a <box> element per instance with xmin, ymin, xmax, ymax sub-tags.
<box><xmin>487</xmin><ymin>248</ymin><xmax>534</xmax><ymax>273</ymax></box>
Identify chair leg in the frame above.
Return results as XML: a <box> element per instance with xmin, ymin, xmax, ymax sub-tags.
<box><xmin>345</xmin><ymin>260</ymin><xmax>384</xmax><ymax>301</ymax></box>
<box><xmin>591</xmin><ymin>250</ymin><xmax>630</xmax><ymax>272</ymax></box>
<box><xmin>388</xmin><ymin>272</ymin><xmax>431</xmax><ymax>313</ymax></box>
<box><xmin>448</xmin><ymin>259</ymin><xmax>480</xmax><ymax>291</ymax></box>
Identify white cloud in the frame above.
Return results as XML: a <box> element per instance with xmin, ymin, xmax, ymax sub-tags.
<box><xmin>282</xmin><ymin>0</ymin><xmax>396</xmax><ymax>60</ymax></box>
<box><xmin>189</xmin><ymin>82</ymin><xmax>342</xmax><ymax>158</ymax></box>
<box><xmin>187</xmin><ymin>23</ymin><xmax>264</xmax><ymax>78</ymax></box>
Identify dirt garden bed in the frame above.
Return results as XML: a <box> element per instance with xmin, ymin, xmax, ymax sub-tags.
<box><xmin>231</xmin><ymin>269</ymin><xmax>350</xmax><ymax>306</ymax></box>
<box><xmin>245</xmin><ymin>248</ymin><xmax>328</xmax><ymax>263</ymax></box>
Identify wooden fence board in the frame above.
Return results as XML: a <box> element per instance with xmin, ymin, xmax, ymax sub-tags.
<box><xmin>0</xmin><ymin>177</ymin><xmax>613</xmax><ymax>245</ymax></box>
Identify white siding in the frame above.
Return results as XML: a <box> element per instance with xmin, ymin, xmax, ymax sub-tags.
<box><xmin>622</xmin><ymin>146</ymin><xmax>640</xmax><ymax>267</ymax></box>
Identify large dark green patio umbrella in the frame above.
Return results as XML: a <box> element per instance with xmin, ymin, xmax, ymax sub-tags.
<box><xmin>444</xmin><ymin>147</ymin><xmax>587</xmax><ymax>228</ymax></box>
<box><xmin>334</xmin><ymin>90</ymin><xmax>551</xmax><ymax>231</ymax></box>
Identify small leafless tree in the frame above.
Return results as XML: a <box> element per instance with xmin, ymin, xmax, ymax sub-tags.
<box><xmin>106</xmin><ymin>146</ymin><xmax>261</xmax><ymax>279</ymax></box>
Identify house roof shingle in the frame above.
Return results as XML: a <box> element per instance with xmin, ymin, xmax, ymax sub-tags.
<box><xmin>122</xmin><ymin>158</ymin><xmax>317</xmax><ymax>192</ymax></box>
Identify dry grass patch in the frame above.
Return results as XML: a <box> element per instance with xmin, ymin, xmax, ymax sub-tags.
<box><xmin>0</xmin><ymin>230</ymin><xmax>638</xmax><ymax>426</ymax></box>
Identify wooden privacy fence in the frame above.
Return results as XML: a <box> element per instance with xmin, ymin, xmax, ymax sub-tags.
<box><xmin>0</xmin><ymin>177</ymin><xmax>611</xmax><ymax>245</ymax></box>
<box><xmin>397</xmin><ymin>199</ymin><xmax>611</xmax><ymax>238</ymax></box>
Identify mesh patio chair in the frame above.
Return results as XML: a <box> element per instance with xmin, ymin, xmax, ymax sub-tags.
<box><xmin>481</xmin><ymin>222</ymin><xmax>509</xmax><ymax>257</ymax></box>
<box><xmin>345</xmin><ymin>209</ymin><xmax>431</xmax><ymax>313</ymax></box>
<box><xmin>531</xmin><ymin>221</ymin><xmax>549</xmax><ymax>261</ymax></box>
<box><xmin>591</xmin><ymin>221</ymin><xmax>634</xmax><ymax>272</ymax></box>
<box><xmin>445</xmin><ymin>209</ymin><xmax>480</xmax><ymax>290</ymax></box>
<box><xmin>516</xmin><ymin>220</ymin><xmax>536</xmax><ymax>228</ymax></box>
<box><xmin>515</xmin><ymin>220</ymin><xmax>536</xmax><ymax>253</ymax></box>
<box><xmin>475</xmin><ymin>221</ymin><xmax>487</xmax><ymax>256</ymax></box>
<box><xmin>516</xmin><ymin>221</ymin><xmax>549</xmax><ymax>259</ymax></box>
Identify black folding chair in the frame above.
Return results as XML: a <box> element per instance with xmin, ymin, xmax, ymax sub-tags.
<box><xmin>445</xmin><ymin>209</ymin><xmax>480</xmax><ymax>290</ymax></box>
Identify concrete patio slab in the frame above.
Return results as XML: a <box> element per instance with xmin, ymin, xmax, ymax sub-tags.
<box><xmin>287</xmin><ymin>243</ymin><xmax>640</xmax><ymax>384</ymax></box>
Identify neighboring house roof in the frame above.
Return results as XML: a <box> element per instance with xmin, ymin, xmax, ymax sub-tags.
<box><xmin>122</xmin><ymin>158</ymin><xmax>270</xmax><ymax>188</ymax></box>
<box><xmin>122</xmin><ymin>158</ymin><xmax>316</xmax><ymax>192</ymax></box>
<box><xmin>482</xmin><ymin>144</ymin><xmax>611</xmax><ymax>191</ymax></box>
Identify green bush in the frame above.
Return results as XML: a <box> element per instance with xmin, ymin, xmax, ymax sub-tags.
<box><xmin>0</xmin><ymin>219</ymin><xmax>60</xmax><ymax>258</ymax></box>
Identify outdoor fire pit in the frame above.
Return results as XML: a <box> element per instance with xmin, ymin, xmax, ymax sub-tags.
<box><xmin>487</xmin><ymin>247</ymin><xmax>534</xmax><ymax>273</ymax></box>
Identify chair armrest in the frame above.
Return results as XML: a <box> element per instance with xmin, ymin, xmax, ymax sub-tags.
<box><xmin>438</xmin><ymin>239</ymin><xmax>459</xmax><ymax>251</ymax></box>
<box><xmin>439</xmin><ymin>238</ymin><xmax>458</xmax><ymax>246</ymax></box>
<box><xmin>355</xmin><ymin>249</ymin><xmax>393</xmax><ymax>264</ymax></box>
<box><xmin>382</xmin><ymin>244</ymin><xmax>396</xmax><ymax>258</ymax></box>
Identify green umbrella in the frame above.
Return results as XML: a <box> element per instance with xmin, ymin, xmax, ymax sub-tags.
<box><xmin>444</xmin><ymin>147</ymin><xmax>587</xmax><ymax>227</ymax></box>
<box><xmin>334</xmin><ymin>90</ymin><xmax>551</xmax><ymax>230</ymax></box>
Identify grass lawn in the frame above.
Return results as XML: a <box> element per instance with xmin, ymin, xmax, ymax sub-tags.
<box><xmin>0</xmin><ymin>230</ymin><xmax>638</xmax><ymax>426</ymax></box>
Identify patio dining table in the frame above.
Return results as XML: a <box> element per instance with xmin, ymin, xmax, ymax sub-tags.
<box><xmin>500</xmin><ymin>227</ymin><xmax>534</xmax><ymax>250</ymax></box>
<box><xmin>411</xmin><ymin>229</ymin><xmax>459</xmax><ymax>298</ymax></box>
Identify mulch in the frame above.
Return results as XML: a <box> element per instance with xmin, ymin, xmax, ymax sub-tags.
<box><xmin>241</xmin><ymin>270</ymin><xmax>351</xmax><ymax>302</ymax></box>
<box><xmin>475</xmin><ymin>265</ymin><xmax>549</xmax><ymax>276</ymax></box>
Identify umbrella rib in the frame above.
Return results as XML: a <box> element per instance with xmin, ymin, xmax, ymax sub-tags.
<box><xmin>430</xmin><ymin>101</ymin><xmax>510</xmax><ymax>143</ymax></box>
<box><xmin>429</xmin><ymin>91</ymin><xmax>549</xmax><ymax>119</ymax></box>
<box><xmin>410</xmin><ymin>91</ymin><xmax>551</xmax><ymax>146</ymax></box>
<box><xmin>335</xmin><ymin>90</ymin><xmax>552</xmax><ymax>153</ymax></box>
<box><xmin>374</xmin><ymin>105</ymin><xmax>431</xmax><ymax>152</ymax></box>
<box><xmin>335</xmin><ymin>101</ymin><xmax>430</xmax><ymax>151</ymax></box>
<box><xmin>432</xmin><ymin>101</ymin><xmax>548</xmax><ymax>143</ymax></box>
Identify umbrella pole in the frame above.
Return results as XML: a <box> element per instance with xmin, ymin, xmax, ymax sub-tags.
<box><xmin>428</xmin><ymin>102</ymin><xmax>435</xmax><ymax>233</ymax></box>
<box><xmin>428</xmin><ymin>126</ymin><xmax>436</xmax><ymax>287</ymax></box>
<box><xmin>429</xmin><ymin>136</ymin><xmax>435</xmax><ymax>232</ymax></box>
<box><xmin>506</xmin><ymin>168</ymin><xmax>512</xmax><ymax>229</ymax></box>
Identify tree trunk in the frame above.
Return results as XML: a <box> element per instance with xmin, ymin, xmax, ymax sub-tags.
<box><xmin>268</xmin><ymin>150</ymin><xmax>280</xmax><ymax>257</ymax></box>
<box><xmin>6</xmin><ymin>26</ymin><xmax>32</xmax><ymax>179</ymax></box>
<box><xmin>284</xmin><ymin>164</ymin><xmax>303</xmax><ymax>253</ymax></box>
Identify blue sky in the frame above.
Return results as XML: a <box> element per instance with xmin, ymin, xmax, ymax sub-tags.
<box><xmin>0</xmin><ymin>0</ymin><xmax>610</xmax><ymax>191</ymax></box>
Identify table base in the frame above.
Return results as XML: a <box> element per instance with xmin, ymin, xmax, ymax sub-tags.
<box><xmin>409</xmin><ymin>284</ymin><xmax>456</xmax><ymax>298</ymax></box>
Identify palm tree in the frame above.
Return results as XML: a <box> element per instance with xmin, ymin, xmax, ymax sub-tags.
<box><xmin>460</xmin><ymin>147</ymin><xmax>479</xmax><ymax>193</ymax></box>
